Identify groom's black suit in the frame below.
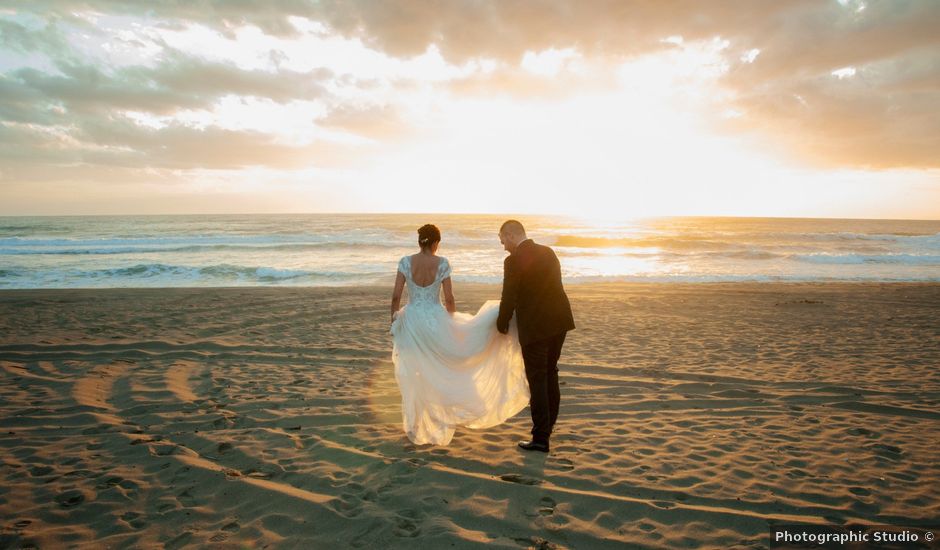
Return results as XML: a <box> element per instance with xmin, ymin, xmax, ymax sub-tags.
<box><xmin>497</xmin><ymin>239</ymin><xmax>575</xmax><ymax>444</ymax></box>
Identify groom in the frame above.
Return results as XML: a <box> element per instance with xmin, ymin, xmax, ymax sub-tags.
<box><xmin>497</xmin><ymin>220</ymin><xmax>575</xmax><ymax>453</ymax></box>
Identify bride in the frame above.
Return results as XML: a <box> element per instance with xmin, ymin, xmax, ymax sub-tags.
<box><xmin>389</xmin><ymin>224</ymin><xmax>529</xmax><ymax>445</ymax></box>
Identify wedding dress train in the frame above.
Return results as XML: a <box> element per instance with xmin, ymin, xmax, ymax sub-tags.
<box><xmin>390</xmin><ymin>255</ymin><xmax>529</xmax><ymax>445</ymax></box>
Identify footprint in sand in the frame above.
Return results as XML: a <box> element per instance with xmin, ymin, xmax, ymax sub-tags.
<box><xmin>846</xmin><ymin>427</ymin><xmax>880</xmax><ymax>438</ymax></box>
<box><xmin>514</xmin><ymin>536</ymin><xmax>560</xmax><ymax>549</ymax></box>
<box><xmin>243</xmin><ymin>467</ymin><xmax>276</xmax><ymax>479</ymax></box>
<box><xmin>82</xmin><ymin>424</ymin><xmax>115</xmax><ymax>435</ymax></box>
<box><xmin>28</xmin><ymin>465</ymin><xmax>54</xmax><ymax>477</ymax></box>
<box><xmin>212</xmin><ymin>417</ymin><xmax>235</xmax><ymax>429</ymax></box>
<box><xmin>176</xmin><ymin>488</ymin><xmax>197</xmax><ymax>506</ymax></box>
<box><xmin>97</xmin><ymin>476</ymin><xmax>124</xmax><ymax>489</ymax></box>
<box><xmin>349</xmin><ymin>519</ymin><xmax>385</xmax><ymax>548</ymax></box>
<box><xmin>550</xmin><ymin>457</ymin><xmax>574</xmax><ymax>471</ymax></box>
<box><xmin>887</xmin><ymin>471</ymin><xmax>916</xmax><ymax>482</ymax></box>
<box><xmin>500</xmin><ymin>473</ymin><xmax>542</xmax><ymax>486</ymax></box>
<box><xmin>333</xmin><ymin>493</ymin><xmax>364</xmax><ymax>518</ymax></box>
<box><xmin>54</xmin><ymin>489</ymin><xmax>86</xmax><ymax>507</ymax></box>
<box><xmin>150</xmin><ymin>444</ymin><xmax>181</xmax><ymax>457</ymax></box>
<box><xmin>539</xmin><ymin>496</ymin><xmax>557</xmax><ymax>516</ymax></box>
<box><xmin>869</xmin><ymin>443</ymin><xmax>903</xmax><ymax>460</ymax></box>
<box><xmin>397</xmin><ymin>508</ymin><xmax>424</xmax><ymax>521</ymax></box>
<box><xmin>393</xmin><ymin>516</ymin><xmax>421</xmax><ymax>538</ymax></box>
<box><xmin>121</xmin><ymin>511</ymin><xmax>147</xmax><ymax>529</ymax></box>
<box><xmin>165</xmin><ymin>531</ymin><xmax>193</xmax><ymax>550</ymax></box>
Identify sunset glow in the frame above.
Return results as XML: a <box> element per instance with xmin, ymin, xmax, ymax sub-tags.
<box><xmin>1</xmin><ymin>2</ymin><xmax>938</xmax><ymax>218</ymax></box>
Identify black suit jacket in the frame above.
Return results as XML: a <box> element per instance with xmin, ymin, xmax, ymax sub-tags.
<box><xmin>497</xmin><ymin>239</ymin><xmax>575</xmax><ymax>347</ymax></box>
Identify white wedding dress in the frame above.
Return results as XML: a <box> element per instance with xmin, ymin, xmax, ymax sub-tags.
<box><xmin>390</xmin><ymin>255</ymin><xmax>529</xmax><ymax>445</ymax></box>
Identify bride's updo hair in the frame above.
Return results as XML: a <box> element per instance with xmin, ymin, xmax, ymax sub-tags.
<box><xmin>417</xmin><ymin>224</ymin><xmax>441</xmax><ymax>250</ymax></box>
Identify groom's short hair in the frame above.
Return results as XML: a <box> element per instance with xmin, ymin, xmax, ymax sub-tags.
<box><xmin>500</xmin><ymin>219</ymin><xmax>526</xmax><ymax>238</ymax></box>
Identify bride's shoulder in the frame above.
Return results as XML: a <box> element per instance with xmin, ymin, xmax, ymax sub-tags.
<box><xmin>398</xmin><ymin>254</ymin><xmax>412</xmax><ymax>270</ymax></box>
<box><xmin>438</xmin><ymin>256</ymin><xmax>452</xmax><ymax>276</ymax></box>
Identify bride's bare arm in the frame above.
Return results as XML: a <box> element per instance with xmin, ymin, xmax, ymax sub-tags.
<box><xmin>442</xmin><ymin>277</ymin><xmax>456</xmax><ymax>314</ymax></box>
<box><xmin>391</xmin><ymin>271</ymin><xmax>405</xmax><ymax>322</ymax></box>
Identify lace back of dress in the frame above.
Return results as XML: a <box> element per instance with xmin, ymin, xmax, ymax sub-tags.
<box><xmin>403</xmin><ymin>256</ymin><xmax>443</xmax><ymax>308</ymax></box>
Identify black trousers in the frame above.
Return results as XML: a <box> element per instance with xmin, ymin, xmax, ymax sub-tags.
<box><xmin>521</xmin><ymin>331</ymin><xmax>567</xmax><ymax>443</ymax></box>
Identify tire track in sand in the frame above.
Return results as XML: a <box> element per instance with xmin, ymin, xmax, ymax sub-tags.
<box><xmin>165</xmin><ymin>360</ymin><xmax>200</xmax><ymax>403</ymax></box>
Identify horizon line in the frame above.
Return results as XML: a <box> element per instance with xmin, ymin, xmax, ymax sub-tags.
<box><xmin>1</xmin><ymin>212</ymin><xmax>939</xmax><ymax>222</ymax></box>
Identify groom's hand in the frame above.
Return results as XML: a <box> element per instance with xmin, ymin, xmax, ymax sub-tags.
<box><xmin>497</xmin><ymin>255</ymin><xmax>517</xmax><ymax>336</ymax></box>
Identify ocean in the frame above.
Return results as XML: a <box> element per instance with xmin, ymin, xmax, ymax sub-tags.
<box><xmin>1</xmin><ymin>214</ymin><xmax>938</xmax><ymax>288</ymax></box>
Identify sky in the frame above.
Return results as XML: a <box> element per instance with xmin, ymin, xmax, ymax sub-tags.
<box><xmin>0</xmin><ymin>1</ymin><xmax>938</xmax><ymax>219</ymax></box>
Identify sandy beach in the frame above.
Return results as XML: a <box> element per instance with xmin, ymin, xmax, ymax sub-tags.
<box><xmin>1</xmin><ymin>282</ymin><xmax>939</xmax><ymax>548</ymax></box>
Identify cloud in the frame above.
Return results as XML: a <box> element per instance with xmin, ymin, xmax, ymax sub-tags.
<box><xmin>0</xmin><ymin>17</ymin><xmax>70</xmax><ymax>56</ymax></box>
<box><xmin>719</xmin><ymin>1</ymin><xmax>940</xmax><ymax>168</ymax></box>
<box><xmin>8</xmin><ymin>2</ymin><xmax>937</xmax><ymax>73</ymax></box>
<box><xmin>311</xmin><ymin>0</ymin><xmax>940</xmax><ymax>169</ymax></box>
<box><xmin>6</xmin><ymin>52</ymin><xmax>330</xmax><ymax>116</ymax></box>
<box><xmin>0</xmin><ymin>39</ymin><xmax>342</xmax><ymax>172</ymax></box>
<box><xmin>0</xmin><ymin>113</ymin><xmax>365</xmax><ymax>171</ymax></box>
<box><xmin>77</xmin><ymin>120</ymin><xmax>331</xmax><ymax>169</ymax></box>
<box><xmin>447</xmin><ymin>68</ymin><xmax>581</xmax><ymax>99</ymax></box>
<box><xmin>328</xmin><ymin>1</ymin><xmax>802</xmax><ymax>61</ymax></box>
<box><xmin>723</xmin><ymin>1</ymin><xmax>939</xmax><ymax>84</ymax></box>
<box><xmin>317</xmin><ymin>104</ymin><xmax>409</xmax><ymax>140</ymax></box>
<box><xmin>5</xmin><ymin>1</ymin><xmax>899</xmax><ymax>64</ymax></box>
<box><xmin>724</xmin><ymin>72</ymin><xmax>940</xmax><ymax>168</ymax></box>
<box><xmin>1</xmin><ymin>0</ymin><xmax>938</xmax><ymax>181</ymax></box>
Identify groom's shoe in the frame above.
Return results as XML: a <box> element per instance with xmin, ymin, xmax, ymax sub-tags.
<box><xmin>518</xmin><ymin>440</ymin><xmax>549</xmax><ymax>453</ymax></box>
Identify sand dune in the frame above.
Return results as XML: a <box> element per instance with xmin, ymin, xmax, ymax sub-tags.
<box><xmin>0</xmin><ymin>283</ymin><xmax>938</xmax><ymax>548</ymax></box>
